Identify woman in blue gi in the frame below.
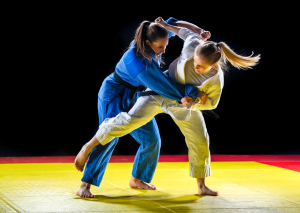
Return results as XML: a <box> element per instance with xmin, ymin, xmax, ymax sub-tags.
<box><xmin>74</xmin><ymin>17</ymin><xmax>211</xmax><ymax>198</ymax></box>
<box><xmin>75</xmin><ymin>17</ymin><xmax>260</xmax><ymax>196</ymax></box>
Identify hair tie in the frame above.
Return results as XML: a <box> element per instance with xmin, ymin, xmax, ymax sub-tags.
<box><xmin>216</xmin><ymin>43</ymin><xmax>220</xmax><ymax>49</ymax></box>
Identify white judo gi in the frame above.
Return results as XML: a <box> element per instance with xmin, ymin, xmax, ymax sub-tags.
<box><xmin>96</xmin><ymin>28</ymin><xmax>224</xmax><ymax>178</ymax></box>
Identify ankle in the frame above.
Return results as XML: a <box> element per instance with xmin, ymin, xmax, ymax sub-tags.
<box><xmin>131</xmin><ymin>176</ymin><xmax>140</xmax><ymax>182</ymax></box>
<box><xmin>80</xmin><ymin>182</ymin><xmax>91</xmax><ymax>189</ymax></box>
<box><xmin>198</xmin><ymin>184</ymin><xmax>206</xmax><ymax>188</ymax></box>
<box><xmin>196</xmin><ymin>178</ymin><xmax>206</xmax><ymax>188</ymax></box>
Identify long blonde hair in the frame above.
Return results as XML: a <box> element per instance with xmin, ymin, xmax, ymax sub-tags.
<box><xmin>195</xmin><ymin>41</ymin><xmax>260</xmax><ymax>70</ymax></box>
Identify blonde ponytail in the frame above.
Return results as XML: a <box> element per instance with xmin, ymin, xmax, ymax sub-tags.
<box><xmin>195</xmin><ymin>41</ymin><xmax>260</xmax><ymax>71</ymax></box>
<box><xmin>218</xmin><ymin>42</ymin><xmax>260</xmax><ymax>70</ymax></box>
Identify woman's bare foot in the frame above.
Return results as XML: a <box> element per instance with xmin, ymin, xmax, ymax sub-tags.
<box><xmin>76</xmin><ymin>182</ymin><xmax>95</xmax><ymax>198</ymax></box>
<box><xmin>198</xmin><ymin>185</ymin><xmax>219</xmax><ymax>196</ymax></box>
<box><xmin>197</xmin><ymin>177</ymin><xmax>219</xmax><ymax>196</ymax></box>
<box><xmin>129</xmin><ymin>175</ymin><xmax>156</xmax><ymax>190</ymax></box>
<box><xmin>74</xmin><ymin>136</ymin><xmax>100</xmax><ymax>172</ymax></box>
<box><xmin>74</xmin><ymin>144</ymin><xmax>90</xmax><ymax>172</ymax></box>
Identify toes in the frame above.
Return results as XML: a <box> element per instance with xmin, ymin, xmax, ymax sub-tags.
<box><xmin>149</xmin><ymin>184</ymin><xmax>156</xmax><ymax>190</ymax></box>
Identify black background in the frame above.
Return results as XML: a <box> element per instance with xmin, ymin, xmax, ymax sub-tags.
<box><xmin>1</xmin><ymin>3</ymin><xmax>298</xmax><ymax>157</ymax></box>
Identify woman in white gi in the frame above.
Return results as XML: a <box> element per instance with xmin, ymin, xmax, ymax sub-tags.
<box><xmin>75</xmin><ymin>17</ymin><xmax>260</xmax><ymax>196</ymax></box>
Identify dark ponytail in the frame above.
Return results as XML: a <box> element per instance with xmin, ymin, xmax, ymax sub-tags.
<box><xmin>130</xmin><ymin>21</ymin><xmax>168</xmax><ymax>62</ymax></box>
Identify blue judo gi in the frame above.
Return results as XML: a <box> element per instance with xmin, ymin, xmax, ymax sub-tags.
<box><xmin>81</xmin><ymin>17</ymin><xmax>200</xmax><ymax>186</ymax></box>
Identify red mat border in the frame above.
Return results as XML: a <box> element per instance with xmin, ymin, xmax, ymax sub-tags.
<box><xmin>258</xmin><ymin>161</ymin><xmax>300</xmax><ymax>173</ymax></box>
<box><xmin>0</xmin><ymin>155</ymin><xmax>299</xmax><ymax>164</ymax></box>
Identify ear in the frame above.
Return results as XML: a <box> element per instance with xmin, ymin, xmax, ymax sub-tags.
<box><xmin>146</xmin><ymin>40</ymin><xmax>151</xmax><ymax>46</ymax></box>
<box><xmin>212</xmin><ymin>63</ymin><xmax>218</xmax><ymax>68</ymax></box>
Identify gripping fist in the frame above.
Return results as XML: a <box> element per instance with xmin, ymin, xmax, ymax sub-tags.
<box><xmin>181</xmin><ymin>96</ymin><xmax>194</xmax><ymax>106</ymax></box>
<box><xmin>155</xmin><ymin>17</ymin><xmax>167</xmax><ymax>27</ymax></box>
<box><xmin>199</xmin><ymin>91</ymin><xmax>208</xmax><ymax>104</ymax></box>
<box><xmin>200</xmin><ymin>30</ymin><xmax>211</xmax><ymax>41</ymax></box>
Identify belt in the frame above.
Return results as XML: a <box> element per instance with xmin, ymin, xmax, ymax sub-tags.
<box><xmin>113</xmin><ymin>71</ymin><xmax>146</xmax><ymax>111</ymax></box>
<box><xmin>139</xmin><ymin>70</ymin><xmax>219</xmax><ymax>120</ymax></box>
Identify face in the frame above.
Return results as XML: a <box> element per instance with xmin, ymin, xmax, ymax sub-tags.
<box><xmin>146</xmin><ymin>36</ymin><xmax>169</xmax><ymax>56</ymax></box>
<box><xmin>193</xmin><ymin>54</ymin><xmax>217</xmax><ymax>74</ymax></box>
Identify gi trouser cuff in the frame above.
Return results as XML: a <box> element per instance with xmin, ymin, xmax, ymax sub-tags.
<box><xmin>95</xmin><ymin>132</ymin><xmax>111</xmax><ymax>145</ymax></box>
<box><xmin>189</xmin><ymin>164</ymin><xmax>211</xmax><ymax>178</ymax></box>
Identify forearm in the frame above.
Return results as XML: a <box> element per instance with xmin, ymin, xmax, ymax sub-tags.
<box><xmin>163</xmin><ymin>23</ymin><xmax>181</xmax><ymax>35</ymax></box>
<box><xmin>175</xmin><ymin>20</ymin><xmax>203</xmax><ymax>34</ymax></box>
<box><xmin>159</xmin><ymin>17</ymin><xmax>205</xmax><ymax>37</ymax></box>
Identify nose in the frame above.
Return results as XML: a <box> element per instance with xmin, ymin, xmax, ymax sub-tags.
<box><xmin>162</xmin><ymin>47</ymin><xmax>166</xmax><ymax>54</ymax></box>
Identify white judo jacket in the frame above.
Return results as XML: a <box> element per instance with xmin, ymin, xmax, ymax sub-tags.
<box><xmin>168</xmin><ymin>28</ymin><xmax>224</xmax><ymax>111</ymax></box>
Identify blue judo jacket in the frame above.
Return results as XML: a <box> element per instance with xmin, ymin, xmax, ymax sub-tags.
<box><xmin>98</xmin><ymin>17</ymin><xmax>199</xmax><ymax>110</ymax></box>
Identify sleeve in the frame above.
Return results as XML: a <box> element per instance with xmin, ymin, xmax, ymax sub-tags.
<box><xmin>165</xmin><ymin>17</ymin><xmax>179</xmax><ymax>38</ymax></box>
<box><xmin>178</xmin><ymin>28</ymin><xmax>202</xmax><ymax>41</ymax></box>
<box><xmin>188</xmin><ymin>95</ymin><xmax>221</xmax><ymax>111</ymax></box>
<box><xmin>134</xmin><ymin>66</ymin><xmax>199</xmax><ymax>101</ymax></box>
<box><xmin>188</xmin><ymin>85</ymin><xmax>222</xmax><ymax>111</ymax></box>
<box><xmin>178</xmin><ymin>28</ymin><xmax>203</xmax><ymax>58</ymax></box>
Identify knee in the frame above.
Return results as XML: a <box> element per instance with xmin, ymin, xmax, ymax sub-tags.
<box><xmin>146</xmin><ymin>135</ymin><xmax>161</xmax><ymax>150</ymax></box>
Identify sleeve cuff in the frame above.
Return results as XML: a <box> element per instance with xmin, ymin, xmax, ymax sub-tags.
<box><xmin>166</xmin><ymin>17</ymin><xmax>179</xmax><ymax>26</ymax></box>
<box><xmin>165</xmin><ymin>17</ymin><xmax>179</xmax><ymax>38</ymax></box>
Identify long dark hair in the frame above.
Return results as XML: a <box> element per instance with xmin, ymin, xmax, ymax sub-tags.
<box><xmin>130</xmin><ymin>21</ymin><xmax>168</xmax><ymax>63</ymax></box>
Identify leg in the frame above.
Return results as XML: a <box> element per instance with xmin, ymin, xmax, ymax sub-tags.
<box><xmin>168</xmin><ymin>106</ymin><xmax>218</xmax><ymax>196</ymax></box>
<box><xmin>76</xmin><ymin>95</ymin><xmax>163</xmax><ymax>196</ymax></box>
<box><xmin>76</xmin><ymin>94</ymin><xmax>121</xmax><ymax>198</ymax></box>
<box><xmin>76</xmin><ymin>137</ymin><xmax>119</xmax><ymax>198</ymax></box>
<box><xmin>75</xmin><ymin>96</ymin><xmax>162</xmax><ymax>170</ymax></box>
<box><xmin>96</xmin><ymin>95</ymin><xmax>163</xmax><ymax>146</ymax></box>
<box><xmin>129</xmin><ymin>117</ymin><xmax>161</xmax><ymax>190</ymax></box>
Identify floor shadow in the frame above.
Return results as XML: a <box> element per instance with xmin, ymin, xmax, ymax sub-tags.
<box><xmin>73</xmin><ymin>192</ymin><xmax>211</xmax><ymax>212</ymax></box>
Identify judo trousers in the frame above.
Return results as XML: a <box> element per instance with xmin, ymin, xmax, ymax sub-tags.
<box><xmin>96</xmin><ymin>95</ymin><xmax>211</xmax><ymax>178</ymax></box>
<box><xmin>82</xmin><ymin>85</ymin><xmax>161</xmax><ymax>187</ymax></box>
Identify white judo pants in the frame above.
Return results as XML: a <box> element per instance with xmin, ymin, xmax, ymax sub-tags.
<box><xmin>96</xmin><ymin>95</ymin><xmax>211</xmax><ymax>178</ymax></box>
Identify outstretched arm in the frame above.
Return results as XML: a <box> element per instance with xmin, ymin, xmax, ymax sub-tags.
<box><xmin>156</xmin><ymin>17</ymin><xmax>211</xmax><ymax>41</ymax></box>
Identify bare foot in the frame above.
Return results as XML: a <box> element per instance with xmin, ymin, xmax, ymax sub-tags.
<box><xmin>129</xmin><ymin>175</ymin><xmax>156</xmax><ymax>190</ymax></box>
<box><xmin>74</xmin><ymin>136</ymin><xmax>101</xmax><ymax>172</ymax></box>
<box><xmin>76</xmin><ymin>182</ymin><xmax>95</xmax><ymax>198</ymax></box>
<box><xmin>198</xmin><ymin>185</ymin><xmax>219</xmax><ymax>196</ymax></box>
<box><xmin>74</xmin><ymin>144</ymin><xmax>90</xmax><ymax>172</ymax></box>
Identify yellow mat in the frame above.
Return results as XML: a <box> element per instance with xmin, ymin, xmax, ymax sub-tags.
<box><xmin>0</xmin><ymin>162</ymin><xmax>300</xmax><ymax>212</ymax></box>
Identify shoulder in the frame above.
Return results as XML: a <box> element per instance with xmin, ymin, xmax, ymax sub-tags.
<box><xmin>181</xmin><ymin>39</ymin><xmax>202</xmax><ymax>59</ymax></box>
<box><xmin>123</xmin><ymin>46</ymin><xmax>152</xmax><ymax>79</ymax></box>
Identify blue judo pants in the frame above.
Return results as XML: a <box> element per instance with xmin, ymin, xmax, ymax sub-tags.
<box><xmin>81</xmin><ymin>83</ymin><xmax>161</xmax><ymax>187</ymax></box>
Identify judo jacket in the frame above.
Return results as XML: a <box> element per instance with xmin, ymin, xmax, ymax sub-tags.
<box><xmin>98</xmin><ymin>18</ymin><xmax>200</xmax><ymax>104</ymax></box>
<box><xmin>168</xmin><ymin>28</ymin><xmax>224</xmax><ymax>111</ymax></box>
